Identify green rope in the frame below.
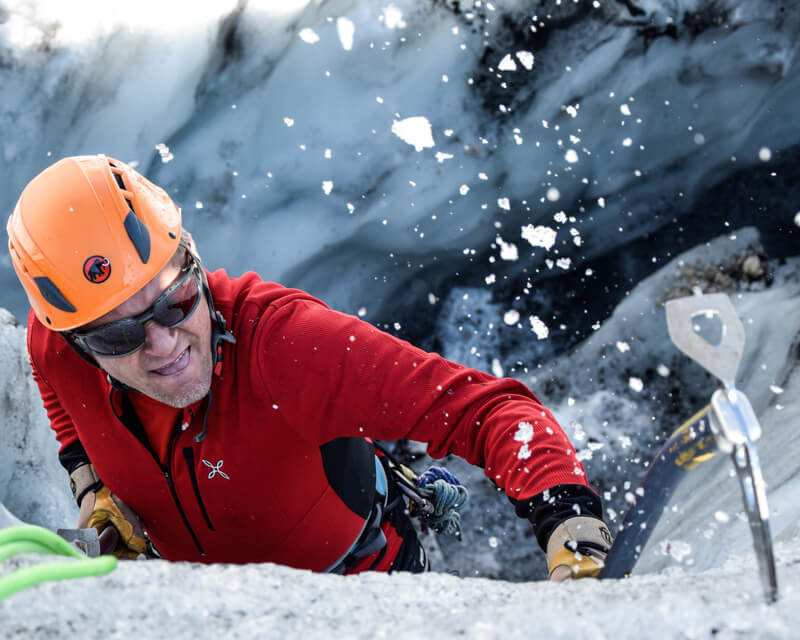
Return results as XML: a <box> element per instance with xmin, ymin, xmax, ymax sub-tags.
<box><xmin>0</xmin><ymin>525</ymin><xmax>117</xmax><ymax>601</ymax></box>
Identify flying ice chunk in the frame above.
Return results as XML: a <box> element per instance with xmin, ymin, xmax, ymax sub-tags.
<box><xmin>564</xmin><ymin>149</ymin><xmax>579</xmax><ymax>163</ymax></box>
<box><xmin>521</xmin><ymin>224</ymin><xmax>557</xmax><ymax>250</ymax></box>
<box><xmin>299</xmin><ymin>28</ymin><xmax>320</xmax><ymax>44</ymax></box>
<box><xmin>616</xmin><ymin>341</ymin><xmax>630</xmax><ymax>353</ymax></box>
<box><xmin>322</xmin><ymin>181</ymin><xmax>333</xmax><ymax>195</ymax></box>
<box><xmin>629</xmin><ymin>377</ymin><xmax>644</xmax><ymax>392</ymax></box>
<box><xmin>498</xmin><ymin>197</ymin><xmax>511</xmax><ymax>211</ymax></box>
<box><xmin>194</xmin><ymin>201</ymin><xmax>203</xmax><ymax>209</ymax></box>
<box><xmin>383</xmin><ymin>4</ymin><xmax>407</xmax><ymax>29</ymax></box>
<box><xmin>283</xmin><ymin>117</ymin><xmax>295</xmax><ymax>127</ymax></box>
<box><xmin>155</xmin><ymin>143</ymin><xmax>173</xmax><ymax>163</ymax></box>
<box><xmin>491</xmin><ymin>358</ymin><xmax>504</xmax><ymax>377</ymax></box>
<box><xmin>530</xmin><ymin>315</ymin><xmax>549</xmax><ymax>340</ymax></box>
<box><xmin>336</xmin><ymin>17</ymin><xmax>354</xmax><ymax>51</ymax></box>
<box><xmin>554</xmin><ymin>211</ymin><xmax>567</xmax><ymax>224</ymax></box>
<box><xmin>392</xmin><ymin>117</ymin><xmax>435</xmax><ymax>151</ymax></box>
<box><xmin>460</xmin><ymin>184</ymin><xmax>470</xmax><ymax>195</ymax></box>
<box><xmin>516</xmin><ymin>51</ymin><xmax>534</xmax><ymax>70</ymax></box>
<box><xmin>496</xmin><ymin>235</ymin><xmax>518</xmax><ymax>261</ymax></box>
<box><xmin>503</xmin><ymin>310</ymin><xmax>520</xmax><ymax>325</ymax></box>
<box><xmin>598</xmin><ymin>197</ymin><xmax>606</xmax><ymax>208</ymax></box>
<box><xmin>435</xmin><ymin>152</ymin><xmax>454</xmax><ymax>163</ymax></box>
<box><xmin>515</xmin><ymin>422</ymin><xmax>534</xmax><ymax>443</ymax></box>
<box><xmin>661</xmin><ymin>539</ymin><xmax>693</xmax><ymax>563</ymax></box>
<box><xmin>759</xmin><ymin>146</ymin><xmax>772</xmax><ymax>162</ymax></box>
<box><xmin>556</xmin><ymin>257</ymin><xmax>571</xmax><ymax>270</ymax></box>
<box><xmin>546</xmin><ymin>187</ymin><xmax>560</xmax><ymax>202</ymax></box>
<box><xmin>498</xmin><ymin>54</ymin><xmax>517</xmax><ymax>71</ymax></box>
<box><xmin>620</xmin><ymin>104</ymin><xmax>632</xmax><ymax>116</ymax></box>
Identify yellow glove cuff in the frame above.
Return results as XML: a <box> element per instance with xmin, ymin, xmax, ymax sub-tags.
<box><xmin>548</xmin><ymin>545</ymin><xmax>603</xmax><ymax>579</ymax></box>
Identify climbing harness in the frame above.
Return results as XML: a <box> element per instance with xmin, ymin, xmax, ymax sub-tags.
<box><xmin>326</xmin><ymin>449</ymin><xmax>469</xmax><ymax>574</ymax></box>
<box><xmin>0</xmin><ymin>525</ymin><xmax>117</xmax><ymax>601</ymax></box>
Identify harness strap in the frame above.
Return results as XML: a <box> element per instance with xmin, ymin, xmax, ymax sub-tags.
<box><xmin>326</xmin><ymin>456</ymin><xmax>389</xmax><ymax>574</ymax></box>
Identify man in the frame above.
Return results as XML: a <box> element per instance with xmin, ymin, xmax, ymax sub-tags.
<box><xmin>7</xmin><ymin>154</ymin><xmax>611</xmax><ymax>579</ymax></box>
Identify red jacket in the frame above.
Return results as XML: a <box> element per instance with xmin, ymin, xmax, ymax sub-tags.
<box><xmin>28</xmin><ymin>268</ymin><xmax>593</xmax><ymax>570</ymax></box>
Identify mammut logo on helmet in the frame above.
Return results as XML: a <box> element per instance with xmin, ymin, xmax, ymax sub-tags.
<box><xmin>83</xmin><ymin>256</ymin><xmax>111</xmax><ymax>283</ymax></box>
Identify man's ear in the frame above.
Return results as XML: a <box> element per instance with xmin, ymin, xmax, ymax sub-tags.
<box><xmin>180</xmin><ymin>229</ymin><xmax>199</xmax><ymax>261</ymax></box>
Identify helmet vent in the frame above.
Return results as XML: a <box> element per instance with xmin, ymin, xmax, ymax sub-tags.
<box><xmin>33</xmin><ymin>277</ymin><xmax>76</xmax><ymax>313</ymax></box>
<box><xmin>109</xmin><ymin>164</ymin><xmax>136</xmax><ymax>213</ymax></box>
<box><xmin>123</xmin><ymin>211</ymin><xmax>151</xmax><ymax>264</ymax></box>
<box><xmin>112</xmin><ymin>172</ymin><xmax>126</xmax><ymax>190</ymax></box>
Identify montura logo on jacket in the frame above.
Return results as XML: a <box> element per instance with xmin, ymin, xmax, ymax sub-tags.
<box><xmin>202</xmin><ymin>459</ymin><xmax>229</xmax><ymax>480</ymax></box>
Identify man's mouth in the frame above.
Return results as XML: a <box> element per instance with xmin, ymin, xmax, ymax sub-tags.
<box><xmin>151</xmin><ymin>347</ymin><xmax>190</xmax><ymax>376</ymax></box>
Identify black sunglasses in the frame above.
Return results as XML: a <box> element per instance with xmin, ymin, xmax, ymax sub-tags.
<box><xmin>68</xmin><ymin>255</ymin><xmax>203</xmax><ymax>358</ymax></box>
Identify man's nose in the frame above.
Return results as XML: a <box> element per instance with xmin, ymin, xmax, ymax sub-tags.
<box><xmin>143</xmin><ymin>320</ymin><xmax>177</xmax><ymax>354</ymax></box>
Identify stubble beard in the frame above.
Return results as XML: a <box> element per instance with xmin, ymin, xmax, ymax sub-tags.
<box><xmin>146</xmin><ymin>348</ymin><xmax>214</xmax><ymax>408</ymax></box>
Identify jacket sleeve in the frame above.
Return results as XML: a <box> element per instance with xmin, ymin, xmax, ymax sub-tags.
<box><xmin>252</xmin><ymin>297</ymin><xmax>603</xmax><ymax>538</ymax></box>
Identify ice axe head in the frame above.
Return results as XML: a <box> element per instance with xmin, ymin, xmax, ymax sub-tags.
<box><xmin>665</xmin><ymin>292</ymin><xmax>745</xmax><ymax>389</ymax></box>
<box><xmin>57</xmin><ymin>527</ymin><xmax>119</xmax><ymax>557</ymax></box>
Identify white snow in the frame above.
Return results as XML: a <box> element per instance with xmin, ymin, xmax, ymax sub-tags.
<box><xmin>391</xmin><ymin>117</ymin><xmax>435</xmax><ymax>152</ymax></box>
<box><xmin>521</xmin><ymin>225</ymin><xmax>557</xmax><ymax>250</ymax></box>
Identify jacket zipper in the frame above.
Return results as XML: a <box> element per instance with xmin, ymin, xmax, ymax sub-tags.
<box><xmin>109</xmin><ymin>389</ymin><xmax>206</xmax><ymax>557</ymax></box>
<box><xmin>183</xmin><ymin>447</ymin><xmax>216</xmax><ymax>531</ymax></box>
<box><xmin>162</xmin><ymin>425</ymin><xmax>206</xmax><ymax>556</ymax></box>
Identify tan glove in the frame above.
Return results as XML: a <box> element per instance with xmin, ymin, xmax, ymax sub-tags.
<box><xmin>70</xmin><ymin>464</ymin><xmax>148</xmax><ymax>559</ymax></box>
<box><xmin>546</xmin><ymin>516</ymin><xmax>613</xmax><ymax>581</ymax></box>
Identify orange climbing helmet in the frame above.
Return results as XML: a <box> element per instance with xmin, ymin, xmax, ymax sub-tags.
<box><xmin>7</xmin><ymin>154</ymin><xmax>182</xmax><ymax>330</ymax></box>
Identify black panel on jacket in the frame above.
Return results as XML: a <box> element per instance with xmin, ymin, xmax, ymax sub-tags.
<box><xmin>319</xmin><ymin>437</ymin><xmax>376</xmax><ymax>520</ymax></box>
<box><xmin>58</xmin><ymin>438</ymin><xmax>91</xmax><ymax>473</ymax></box>
<box><xmin>511</xmin><ymin>484</ymin><xmax>604</xmax><ymax>550</ymax></box>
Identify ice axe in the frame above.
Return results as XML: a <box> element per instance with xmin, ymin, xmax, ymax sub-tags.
<box><xmin>600</xmin><ymin>292</ymin><xmax>778</xmax><ymax>604</ymax></box>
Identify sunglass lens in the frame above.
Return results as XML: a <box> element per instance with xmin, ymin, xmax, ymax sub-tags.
<box><xmin>83</xmin><ymin>322</ymin><xmax>146</xmax><ymax>357</ymax></box>
<box><xmin>153</xmin><ymin>274</ymin><xmax>200</xmax><ymax>327</ymax></box>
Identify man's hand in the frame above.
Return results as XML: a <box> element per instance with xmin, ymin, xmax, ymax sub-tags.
<box><xmin>70</xmin><ymin>464</ymin><xmax>148</xmax><ymax>559</ymax></box>
<box><xmin>546</xmin><ymin>516</ymin><xmax>613</xmax><ymax>581</ymax></box>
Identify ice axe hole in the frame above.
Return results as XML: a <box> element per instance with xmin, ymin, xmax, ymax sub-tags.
<box><xmin>690</xmin><ymin>310</ymin><xmax>724</xmax><ymax>348</ymax></box>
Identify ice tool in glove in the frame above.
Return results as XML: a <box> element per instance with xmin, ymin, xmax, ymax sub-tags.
<box><xmin>546</xmin><ymin>516</ymin><xmax>613</xmax><ymax>581</ymax></box>
<box><xmin>71</xmin><ymin>463</ymin><xmax>149</xmax><ymax>559</ymax></box>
